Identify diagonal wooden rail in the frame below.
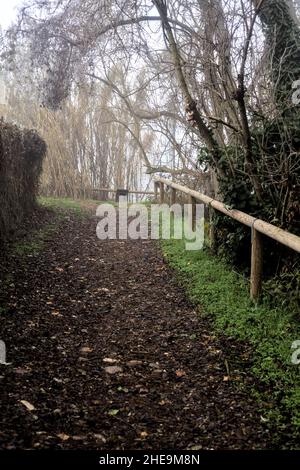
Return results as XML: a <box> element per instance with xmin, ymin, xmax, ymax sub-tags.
<box><xmin>154</xmin><ymin>177</ymin><xmax>300</xmax><ymax>301</ymax></box>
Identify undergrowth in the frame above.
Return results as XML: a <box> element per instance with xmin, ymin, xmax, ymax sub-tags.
<box><xmin>162</xmin><ymin>235</ymin><xmax>300</xmax><ymax>446</ymax></box>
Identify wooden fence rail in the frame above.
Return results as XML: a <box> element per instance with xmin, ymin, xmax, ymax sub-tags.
<box><xmin>154</xmin><ymin>177</ymin><xmax>300</xmax><ymax>301</ymax></box>
<box><xmin>91</xmin><ymin>188</ymin><xmax>155</xmax><ymax>195</ymax></box>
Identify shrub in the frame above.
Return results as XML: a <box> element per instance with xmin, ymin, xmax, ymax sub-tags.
<box><xmin>0</xmin><ymin>119</ymin><xmax>46</xmax><ymax>241</ymax></box>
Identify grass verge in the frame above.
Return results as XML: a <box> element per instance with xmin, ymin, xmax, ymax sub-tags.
<box><xmin>12</xmin><ymin>223</ymin><xmax>57</xmax><ymax>256</ymax></box>
<box><xmin>161</xmin><ymin>236</ymin><xmax>300</xmax><ymax>445</ymax></box>
<box><xmin>38</xmin><ymin>196</ymin><xmax>88</xmax><ymax>215</ymax></box>
<box><xmin>11</xmin><ymin>197</ymin><xmax>94</xmax><ymax>257</ymax></box>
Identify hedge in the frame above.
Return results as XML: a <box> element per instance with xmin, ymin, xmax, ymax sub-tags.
<box><xmin>0</xmin><ymin>119</ymin><xmax>46</xmax><ymax>241</ymax></box>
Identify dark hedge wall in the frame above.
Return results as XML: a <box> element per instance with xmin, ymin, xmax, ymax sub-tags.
<box><xmin>0</xmin><ymin>119</ymin><xmax>46</xmax><ymax>241</ymax></box>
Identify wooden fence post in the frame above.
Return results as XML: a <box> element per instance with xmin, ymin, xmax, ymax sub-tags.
<box><xmin>153</xmin><ymin>176</ymin><xmax>300</xmax><ymax>302</ymax></box>
<box><xmin>115</xmin><ymin>188</ymin><xmax>129</xmax><ymax>202</ymax></box>
<box><xmin>209</xmin><ymin>206</ymin><xmax>216</xmax><ymax>252</ymax></box>
<box><xmin>159</xmin><ymin>182</ymin><xmax>165</xmax><ymax>204</ymax></box>
<box><xmin>170</xmin><ymin>187</ymin><xmax>176</xmax><ymax>205</ymax></box>
<box><xmin>189</xmin><ymin>195</ymin><xmax>196</xmax><ymax>232</ymax></box>
<box><xmin>250</xmin><ymin>227</ymin><xmax>263</xmax><ymax>301</ymax></box>
<box><xmin>154</xmin><ymin>182</ymin><xmax>159</xmax><ymax>201</ymax></box>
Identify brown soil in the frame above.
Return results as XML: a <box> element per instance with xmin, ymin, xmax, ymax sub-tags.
<box><xmin>0</xmin><ymin>206</ymin><xmax>271</xmax><ymax>450</ymax></box>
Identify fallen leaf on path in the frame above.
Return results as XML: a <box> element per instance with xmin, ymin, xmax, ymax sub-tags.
<box><xmin>57</xmin><ymin>433</ymin><xmax>70</xmax><ymax>441</ymax></box>
<box><xmin>80</xmin><ymin>347</ymin><xmax>93</xmax><ymax>353</ymax></box>
<box><xmin>51</xmin><ymin>311</ymin><xmax>62</xmax><ymax>316</ymax></box>
<box><xmin>175</xmin><ymin>370</ymin><xmax>186</xmax><ymax>377</ymax></box>
<box><xmin>223</xmin><ymin>376</ymin><xmax>230</xmax><ymax>382</ymax></box>
<box><xmin>149</xmin><ymin>362</ymin><xmax>160</xmax><ymax>369</ymax></box>
<box><xmin>53</xmin><ymin>377</ymin><xmax>63</xmax><ymax>383</ymax></box>
<box><xmin>260</xmin><ymin>416</ymin><xmax>268</xmax><ymax>423</ymax></box>
<box><xmin>20</xmin><ymin>400</ymin><xmax>35</xmax><ymax>411</ymax></box>
<box><xmin>78</xmin><ymin>356</ymin><xmax>88</xmax><ymax>362</ymax></box>
<box><xmin>14</xmin><ymin>368</ymin><xmax>31</xmax><ymax>375</ymax></box>
<box><xmin>104</xmin><ymin>366</ymin><xmax>123</xmax><ymax>374</ymax></box>
<box><xmin>94</xmin><ymin>434</ymin><xmax>107</xmax><ymax>442</ymax></box>
<box><xmin>103</xmin><ymin>357</ymin><xmax>118</xmax><ymax>363</ymax></box>
<box><xmin>127</xmin><ymin>360</ymin><xmax>143</xmax><ymax>366</ymax></box>
<box><xmin>108</xmin><ymin>409</ymin><xmax>119</xmax><ymax>416</ymax></box>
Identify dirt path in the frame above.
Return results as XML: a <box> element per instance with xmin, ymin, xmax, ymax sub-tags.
<box><xmin>0</xmin><ymin>207</ymin><xmax>271</xmax><ymax>449</ymax></box>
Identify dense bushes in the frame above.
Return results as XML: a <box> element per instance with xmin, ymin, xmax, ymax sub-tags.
<box><xmin>0</xmin><ymin>119</ymin><xmax>46</xmax><ymax>241</ymax></box>
<box><xmin>198</xmin><ymin>136</ymin><xmax>300</xmax><ymax>309</ymax></box>
<box><xmin>196</xmin><ymin>0</ymin><xmax>300</xmax><ymax>302</ymax></box>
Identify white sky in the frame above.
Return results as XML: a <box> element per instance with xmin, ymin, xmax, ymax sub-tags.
<box><xmin>0</xmin><ymin>0</ymin><xmax>23</xmax><ymax>30</ymax></box>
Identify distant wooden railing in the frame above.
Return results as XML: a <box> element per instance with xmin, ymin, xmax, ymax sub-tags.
<box><xmin>154</xmin><ymin>177</ymin><xmax>300</xmax><ymax>302</ymax></box>
<box><xmin>91</xmin><ymin>188</ymin><xmax>155</xmax><ymax>196</ymax></box>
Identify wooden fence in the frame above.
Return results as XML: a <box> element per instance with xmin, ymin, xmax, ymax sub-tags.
<box><xmin>91</xmin><ymin>188</ymin><xmax>155</xmax><ymax>195</ymax></box>
<box><xmin>154</xmin><ymin>177</ymin><xmax>300</xmax><ymax>302</ymax></box>
<box><xmin>91</xmin><ymin>188</ymin><xmax>154</xmax><ymax>200</ymax></box>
